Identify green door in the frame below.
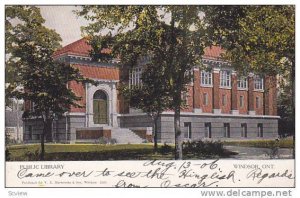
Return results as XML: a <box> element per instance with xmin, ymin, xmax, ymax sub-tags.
<box><xmin>93</xmin><ymin>90</ymin><xmax>108</xmax><ymax>124</ymax></box>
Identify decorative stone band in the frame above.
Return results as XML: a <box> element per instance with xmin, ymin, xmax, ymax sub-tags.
<box><xmin>118</xmin><ymin>112</ymin><xmax>280</xmax><ymax>119</ymax></box>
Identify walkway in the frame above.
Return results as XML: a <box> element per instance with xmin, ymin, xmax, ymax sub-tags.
<box><xmin>224</xmin><ymin>145</ymin><xmax>294</xmax><ymax>159</ymax></box>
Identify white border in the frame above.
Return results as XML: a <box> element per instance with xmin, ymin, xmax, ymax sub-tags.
<box><xmin>1</xmin><ymin>1</ymin><xmax>298</xmax><ymax>198</ymax></box>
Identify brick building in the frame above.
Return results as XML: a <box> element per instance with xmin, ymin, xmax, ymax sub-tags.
<box><xmin>23</xmin><ymin>39</ymin><xmax>279</xmax><ymax>143</ymax></box>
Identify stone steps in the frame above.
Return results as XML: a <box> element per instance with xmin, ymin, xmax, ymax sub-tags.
<box><xmin>111</xmin><ymin>128</ymin><xmax>144</xmax><ymax>144</ymax></box>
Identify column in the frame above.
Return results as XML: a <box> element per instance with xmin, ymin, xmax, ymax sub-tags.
<box><xmin>264</xmin><ymin>76</ymin><xmax>270</xmax><ymax>115</ymax></box>
<box><xmin>265</xmin><ymin>75</ymin><xmax>277</xmax><ymax>115</ymax></box>
<box><xmin>231</xmin><ymin>71</ymin><xmax>239</xmax><ymax>115</ymax></box>
<box><xmin>248</xmin><ymin>74</ymin><xmax>255</xmax><ymax>115</ymax></box>
<box><xmin>213</xmin><ymin>68</ymin><xmax>221</xmax><ymax>114</ymax></box>
<box><xmin>193</xmin><ymin>68</ymin><xmax>202</xmax><ymax>113</ymax></box>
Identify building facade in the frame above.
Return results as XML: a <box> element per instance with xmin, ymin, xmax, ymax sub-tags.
<box><xmin>23</xmin><ymin>39</ymin><xmax>279</xmax><ymax>143</ymax></box>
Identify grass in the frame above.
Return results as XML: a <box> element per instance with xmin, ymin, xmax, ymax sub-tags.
<box><xmin>6</xmin><ymin>143</ymin><xmax>235</xmax><ymax>161</ymax></box>
<box><xmin>223</xmin><ymin>137</ymin><xmax>294</xmax><ymax>149</ymax></box>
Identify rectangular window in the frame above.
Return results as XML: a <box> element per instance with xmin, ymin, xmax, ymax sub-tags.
<box><xmin>223</xmin><ymin>123</ymin><xmax>230</xmax><ymax>138</ymax></box>
<box><xmin>254</xmin><ymin>76</ymin><xmax>264</xmax><ymax>90</ymax></box>
<box><xmin>237</xmin><ymin>76</ymin><xmax>248</xmax><ymax>89</ymax></box>
<box><xmin>181</xmin><ymin>91</ymin><xmax>188</xmax><ymax>105</ymax></box>
<box><xmin>129</xmin><ymin>67</ymin><xmax>143</xmax><ymax>88</ymax></box>
<box><xmin>28</xmin><ymin>125</ymin><xmax>33</xmax><ymax>140</ymax></box>
<box><xmin>184</xmin><ymin>122</ymin><xmax>192</xmax><ymax>139</ymax></box>
<box><xmin>220</xmin><ymin>70</ymin><xmax>231</xmax><ymax>87</ymax></box>
<box><xmin>240</xmin><ymin>95</ymin><xmax>244</xmax><ymax>108</ymax></box>
<box><xmin>30</xmin><ymin>102</ymin><xmax>35</xmax><ymax>112</ymax></box>
<box><xmin>205</xmin><ymin>123</ymin><xmax>212</xmax><ymax>138</ymax></box>
<box><xmin>256</xmin><ymin>97</ymin><xmax>260</xmax><ymax>108</ymax></box>
<box><xmin>257</xmin><ymin>123</ymin><xmax>263</xmax><ymax>137</ymax></box>
<box><xmin>241</xmin><ymin>123</ymin><xmax>247</xmax><ymax>138</ymax></box>
<box><xmin>203</xmin><ymin>93</ymin><xmax>208</xmax><ymax>105</ymax></box>
<box><xmin>222</xmin><ymin>94</ymin><xmax>227</xmax><ymax>106</ymax></box>
<box><xmin>201</xmin><ymin>71</ymin><xmax>212</xmax><ymax>86</ymax></box>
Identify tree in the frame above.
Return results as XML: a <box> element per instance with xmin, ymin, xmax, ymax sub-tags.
<box><xmin>277</xmin><ymin>70</ymin><xmax>294</xmax><ymax>137</ymax></box>
<box><xmin>203</xmin><ymin>5</ymin><xmax>295</xmax><ymax>154</ymax></box>
<box><xmin>121</xmin><ymin>62</ymin><xmax>171</xmax><ymax>152</ymax></box>
<box><xmin>204</xmin><ymin>6</ymin><xmax>294</xmax><ymax>76</ymax></box>
<box><xmin>77</xmin><ymin>5</ymin><xmax>206</xmax><ymax>159</ymax></box>
<box><xmin>5</xmin><ymin>6</ymin><xmax>95</xmax><ymax>160</ymax></box>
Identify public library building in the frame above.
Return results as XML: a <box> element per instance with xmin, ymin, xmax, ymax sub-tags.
<box><xmin>23</xmin><ymin>39</ymin><xmax>279</xmax><ymax>143</ymax></box>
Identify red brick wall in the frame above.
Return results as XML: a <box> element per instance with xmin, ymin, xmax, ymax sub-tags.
<box><xmin>68</xmin><ymin>64</ymin><xmax>120</xmax><ymax>113</ymax></box>
<box><xmin>231</xmin><ymin>74</ymin><xmax>238</xmax><ymax>110</ymax></box>
<box><xmin>24</xmin><ymin>100</ymin><xmax>31</xmax><ymax>111</ymax></box>
<box><xmin>237</xmin><ymin>90</ymin><xmax>248</xmax><ymax>114</ymax></box>
<box><xmin>264</xmin><ymin>76</ymin><xmax>277</xmax><ymax>115</ymax></box>
<box><xmin>269</xmin><ymin>76</ymin><xmax>277</xmax><ymax>115</ymax></box>
<box><xmin>219</xmin><ymin>89</ymin><xmax>231</xmax><ymax>114</ymax></box>
<box><xmin>248</xmin><ymin>76</ymin><xmax>254</xmax><ymax>111</ymax></box>
<box><xmin>69</xmin><ymin>81</ymin><xmax>86</xmax><ymax>112</ymax></box>
<box><xmin>193</xmin><ymin>70</ymin><xmax>201</xmax><ymax>109</ymax></box>
<box><xmin>76</xmin><ymin>129</ymin><xmax>111</xmax><ymax>139</ymax></box>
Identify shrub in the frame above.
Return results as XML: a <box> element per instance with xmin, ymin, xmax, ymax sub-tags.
<box><xmin>182</xmin><ymin>140</ymin><xmax>225</xmax><ymax>158</ymax></box>
<box><xmin>99</xmin><ymin>137</ymin><xmax>117</xmax><ymax>145</ymax></box>
<box><xmin>5</xmin><ymin>148</ymin><xmax>10</xmax><ymax>161</ymax></box>
<box><xmin>24</xmin><ymin>149</ymin><xmax>40</xmax><ymax>161</ymax></box>
<box><xmin>160</xmin><ymin>143</ymin><xmax>173</xmax><ymax>155</ymax></box>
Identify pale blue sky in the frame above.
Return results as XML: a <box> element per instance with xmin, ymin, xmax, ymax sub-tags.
<box><xmin>39</xmin><ymin>6</ymin><xmax>89</xmax><ymax>46</ymax></box>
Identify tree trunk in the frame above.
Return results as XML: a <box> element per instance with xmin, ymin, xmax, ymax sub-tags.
<box><xmin>40</xmin><ymin>114</ymin><xmax>52</xmax><ymax>161</ymax></box>
<box><xmin>174</xmin><ymin>106</ymin><xmax>182</xmax><ymax>160</ymax></box>
<box><xmin>153</xmin><ymin>118</ymin><xmax>157</xmax><ymax>153</ymax></box>
<box><xmin>40</xmin><ymin>119</ymin><xmax>46</xmax><ymax>161</ymax></box>
<box><xmin>153</xmin><ymin>117</ymin><xmax>158</xmax><ymax>153</ymax></box>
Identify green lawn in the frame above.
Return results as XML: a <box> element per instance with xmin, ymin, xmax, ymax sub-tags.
<box><xmin>6</xmin><ymin>143</ymin><xmax>235</xmax><ymax>161</ymax></box>
<box><xmin>223</xmin><ymin>138</ymin><xmax>294</xmax><ymax>148</ymax></box>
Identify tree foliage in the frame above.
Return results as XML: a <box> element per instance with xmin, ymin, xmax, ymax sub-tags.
<box><xmin>204</xmin><ymin>5</ymin><xmax>294</xmax><ymax>75</ymax></box>
<box><xmin>5</xmin><ymin>6</ymin><xmax>95</xmax><ymax>160</ymax></box>
<box><xmin>203</xmin><ymin>5</ymin><xmax>295</xmax><ymax>136</ymax></box>
<box><xmin>77</xmin><ymin>5</ymin><xmax>206</xmax><ymax>159</ymax></box>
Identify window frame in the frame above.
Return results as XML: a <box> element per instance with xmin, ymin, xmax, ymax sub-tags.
<box><xmin>181</xmin><ymin>91</ymin><xmax>188</xmax><ymax>105</ymax></box>
<box><xmin>237</xmin><ymin>76</ymin><xmax>248</xmax><ymax>90</ymax></box>
<box><xmin>203</xmin><ymin>93</ymin><xmax>208</xmax><ymax>106</ymax></box>
<box><xmin>200</xmin><ymin>70</ymin><xmax>213</xmax><ymax>87</ymax></box>
<box><xmin>222</xmin><ymin>94</ymin><xmax>227</xmax><ymax>106</ymax></box>
<box><xmin>254</xmin><ymin>76</ymin><xmax>264</xmax><ymax>90</ymax></box>
<box><xmin>204</xmin><ymin>123</ymin><xmax>212</xmax><ymax>138</ymax></box>
<box><xmin>255</xmin><ymin>96</ymin><xmax>260</xmax><ymax>108</ymax></box>
<box><xmin>257</xmin><ymin>123</ymin><xmax>263</xmax><ymax>137</ymax></box>
<box><xmin>223</xmin><ymin>123</ymin><xmax>230</xmax><ymax>138</ymax></box>
<box><xmin>129</xmin><ymin>67</ymin><xmax>143</xmax><ymax>88</ymax></box>
<box><xmin>239</xmin><ymin>95</ymin><xmax>244</xmax><ymax>108</ymax></box>
<box><xmin>241</xmin><ymin>123</ymin><xmax>247</xmax><ymax>138</ymax></box>
<box><xmin>220</xmin><ymin>70</ymin><xmax>231</xmax><ymax>88</ymax></box>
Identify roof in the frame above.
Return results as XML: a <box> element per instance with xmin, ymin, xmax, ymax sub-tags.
<box><xmin>53</xmin><ymin>38</ymin><xmax>92</xmax><ymax>58</ymax></box>
<box><xmin>54</xmin><ymin>38</ymin><xmax>224</xmax><ymax>60</ymax></box>
<box><xmin>203</xmin><ymin>46</ymin><xmax>225</xmax><ymax>60</ymax></box>
<box><xmin>73</xmin><ymin>64</ymin><xmax>119</xmax><ymax>80</ymax></box>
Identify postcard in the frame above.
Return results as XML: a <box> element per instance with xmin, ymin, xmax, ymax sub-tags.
<box><xmin>4</xmin><ymin>3</ymin><xmax>295</xmax><ymax>192</ymax></box>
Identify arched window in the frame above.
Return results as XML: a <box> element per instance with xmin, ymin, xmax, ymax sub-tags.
<box><xmin>93</xmin><ymin>90</ymin><xmax>108</xmax><ymax>124</ymax></box>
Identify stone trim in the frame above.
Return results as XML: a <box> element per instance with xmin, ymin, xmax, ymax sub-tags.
<box><xmin>118</xmin><ymin>112</ymin><xmax>280</xmax><ymax>119</ymax></box>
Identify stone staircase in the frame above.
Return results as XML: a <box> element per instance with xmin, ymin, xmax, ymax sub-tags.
<box><xmin>111</xmin><ymin>128</ymin><xmax>144</xmax><ymax>144</ymax></box>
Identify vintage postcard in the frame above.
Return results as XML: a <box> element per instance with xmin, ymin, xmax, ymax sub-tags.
<box><xmin>4</xmin><ymin>3</ymin><xmax>296</xmax><ymax>194</ymax></box>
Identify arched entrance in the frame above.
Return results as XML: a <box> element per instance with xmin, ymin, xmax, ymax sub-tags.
<box><xmin>93</xmin><ymin>90</ymin><xmax>108</xmax><ymax>124</ymax></box>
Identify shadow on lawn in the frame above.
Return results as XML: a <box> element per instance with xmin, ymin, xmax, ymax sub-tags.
<box><xmin>6</xmin><ymin>141</ymin><xmax>238</xmax><ymax>161</ymax></box>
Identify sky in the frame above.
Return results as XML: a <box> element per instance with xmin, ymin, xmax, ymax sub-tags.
<box><xmin>39</xmin><ymin>6</ymin><xmax>89</xmax><ymax>46</ymax></box>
